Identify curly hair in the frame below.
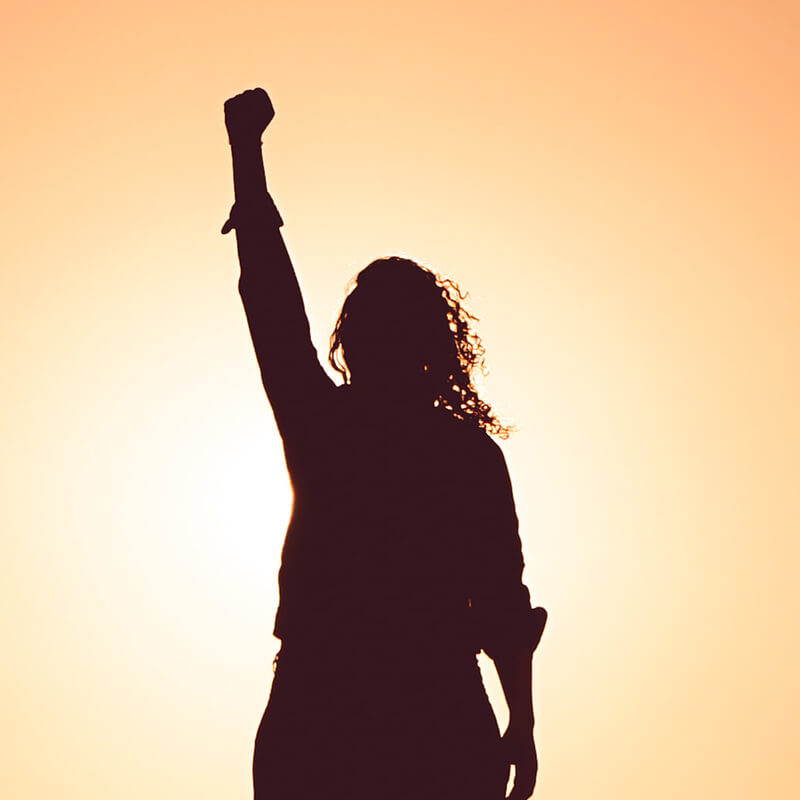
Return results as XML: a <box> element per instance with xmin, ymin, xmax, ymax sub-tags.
<box><xmin>328</xmin><ymin>257</ymin><xmax>511</xmax><ymax>438</ymax></box>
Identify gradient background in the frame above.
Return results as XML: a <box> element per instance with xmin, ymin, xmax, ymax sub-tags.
<box><xmin>1</xmin><ymin>1</ymin><xmax>798</xmax><ymax>798</ymax></box>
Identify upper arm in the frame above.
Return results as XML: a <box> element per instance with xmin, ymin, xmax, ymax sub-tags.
<box><xmin>468</xmin><ymin>439</ymin><xmax>534</xmax><ymax>656</ymax></box>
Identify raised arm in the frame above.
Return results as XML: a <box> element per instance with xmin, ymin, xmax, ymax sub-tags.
<box><xmin>222</xmin><ymin>89</ymin><xmax>332</xmax><ymax>436</ymax></box>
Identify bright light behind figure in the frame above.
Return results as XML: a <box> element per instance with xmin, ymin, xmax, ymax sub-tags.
<box><xmin>2</xmin><ymin>2</ymin><xmax>798</xmax><ymax>799</ymax></box>
<box><xmin>196</xmin><ymin>417</ymin><xmax>291</xmax><ymax>571</ymax></box>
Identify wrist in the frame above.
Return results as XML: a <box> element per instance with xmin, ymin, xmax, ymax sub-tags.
<box><xmin>508</xmin><ymin>711</ymin><xmax>534</xmax><ymax>732</ymax></box>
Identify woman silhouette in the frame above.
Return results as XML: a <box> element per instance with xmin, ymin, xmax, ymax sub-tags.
<box><xmin>222</xmin><ymin>88</ymin><xmax>546</xmax><ymax>800</ymax></box>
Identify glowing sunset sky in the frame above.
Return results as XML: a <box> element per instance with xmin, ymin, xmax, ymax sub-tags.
<box><xmin>1</xmin><ymin>2</ymin><xmax>798</xmax><ymax>798</ymax></box>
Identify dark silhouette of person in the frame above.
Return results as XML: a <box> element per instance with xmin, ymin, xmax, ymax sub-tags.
<box><xmin>222</xmin><ymin>88</ymin><xmax>547</xmax><ymax>800</ymax></box>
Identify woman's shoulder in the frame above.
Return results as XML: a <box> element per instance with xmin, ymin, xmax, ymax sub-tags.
<box><xmin>433</xmin><ymin>407</ymin><xmax>505</xmax><ymax>460</ymax></box>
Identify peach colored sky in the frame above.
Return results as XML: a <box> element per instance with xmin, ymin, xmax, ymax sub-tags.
<box><xmin>1</xmin><ymin>2</ymin><xmax>798</xmax><ymax>798</ymax></box>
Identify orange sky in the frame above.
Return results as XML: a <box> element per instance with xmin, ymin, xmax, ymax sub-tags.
<box><xmin>1</xmin><ymin>2</ymin><xmax>798</xmax><ymax>798</ymax></box>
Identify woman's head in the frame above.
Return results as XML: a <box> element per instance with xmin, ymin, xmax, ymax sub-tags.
<box><xmin>329</xmin><ymin>257</ymin><xmax>509</xmax><ymax>437</ymax></box>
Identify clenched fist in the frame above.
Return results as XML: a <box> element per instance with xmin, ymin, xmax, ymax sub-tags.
<box><xmin>224</xmin><ymin>88</ymin><xmax>275</xmax><ymax>145</ymax></box>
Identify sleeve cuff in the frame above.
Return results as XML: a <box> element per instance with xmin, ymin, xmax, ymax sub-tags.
<box><xmin>481</xmin><ymin>606</ymin><xmax>548</xmax><ymax>657</ymax></box>
<box><xmin>221</xmin><ymin>194</ymin><xmax>284</xmax><ymax>234</ymax></box>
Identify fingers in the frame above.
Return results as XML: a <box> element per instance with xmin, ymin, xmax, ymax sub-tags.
<box><xmin>503</xmin><ymin>738</ymin><xmax>538</xmax><ymax>800</ymax></box>
<box><xmin>224</xmin><ymin>87</ymin><xmax>275</xmax><ymax>141</ymax></box>
<box><xmin>224</xmin><ymin>87</ymin><xmax>274</xmax><ymax>115</ymax></box>
<box><xmin>225</xmin><ymin>87</ymin><xmax>268</xmax><ymax>105</ymax></box>
<box><xmin>507</xmin><ymin>766</ymin><xmax>536</xmax><ymax>800</ymax></box>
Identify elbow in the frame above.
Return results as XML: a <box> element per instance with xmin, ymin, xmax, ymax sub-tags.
<box><xmin>474</xmin><ymin>604</ymin><xmax>548</xmax><ymax>659</ymax></box>
<box><xmin>238</xmin><ymin>272</ymin><xmax>260</xmax><ymax>300</ymax></box>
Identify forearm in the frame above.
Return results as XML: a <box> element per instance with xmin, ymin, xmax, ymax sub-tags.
<box><xmin>493</xmin><ymin>647</ymin><xmax>535</xmax><ymax>731</ymax></box>
<box><xmin>495</xmin><ymin>646</ymin><xmax>539</xmax><ymax>799</ymax></box>
<box><xmin>224</xmin><ymin>129</ymin><xmax>287</xmax><ymax>290</ymax></box>
<box><xmin>226</xmin><ymin>148</ymin><xmax>311</xmax><ymax>375</ymax></box>
<box><xmin>227</xmin><ymin>136</ymin><xmax>287</xmax><ymax>292</ymax></box>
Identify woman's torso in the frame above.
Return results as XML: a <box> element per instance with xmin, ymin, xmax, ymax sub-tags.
<box><xmin>274</xmin><ymin>386</ymin><xmax>491</xmax><ymax>653</ymax></box>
